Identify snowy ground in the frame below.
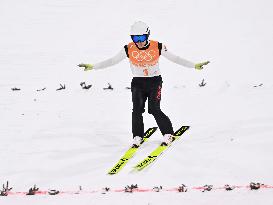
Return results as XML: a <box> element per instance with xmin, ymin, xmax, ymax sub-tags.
<box><xmin>1</xmin><ymin>0</ymin><xmax>273</xmax><ymax>204</ymax></box>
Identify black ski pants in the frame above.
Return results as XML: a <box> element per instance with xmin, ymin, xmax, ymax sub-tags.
<box><xmin>131</xmin><ymin>75</ymin><xmax>174</xmax><ymax>138</ymax></box>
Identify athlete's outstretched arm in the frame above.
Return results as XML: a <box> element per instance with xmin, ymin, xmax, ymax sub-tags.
<box><xmin>78</xmin><ymin>48</ymin><xmax>127</xmax><ymax>71</ymax></box>
<box><xmin>161</xmin><ymin>44</ymin><xmax>209</xmax><ymax>69</ymax></box>
<box><xmin>93</xmin><ymin>48</ymin><xmax>127</xmax><ymax>70</ymax></box>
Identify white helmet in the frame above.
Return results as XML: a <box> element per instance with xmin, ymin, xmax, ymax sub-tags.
<box><xmin>130</xmin><ymin>21</ymin><xmax>150</xmax><ymax>36</ymax></box>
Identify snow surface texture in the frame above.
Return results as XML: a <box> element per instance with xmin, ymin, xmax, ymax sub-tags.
<box><xmin>1</xmin><ymin>0</ymin><xmax>273</xmax><ymax>204</ymax></box>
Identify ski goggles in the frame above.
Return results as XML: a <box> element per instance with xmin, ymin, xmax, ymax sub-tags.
<box><xmin>131</xmin><ymin>34</ymin><xmax>148</xmax><ymax>43</ymax></box>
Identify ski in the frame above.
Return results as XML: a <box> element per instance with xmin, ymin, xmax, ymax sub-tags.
<box><xmin>108</xmin><ymin>127</ymin><xmax>158</xmax><ymax>175</ymax></box>
<box><xmin>133</xmin><ymin>125</ymin><xmax>190</xmax><ymax>172</ymax></box>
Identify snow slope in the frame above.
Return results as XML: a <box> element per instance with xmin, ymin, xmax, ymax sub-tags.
<box><xmin>1</xmin><ymin>0</ymin><xmax>273</xmax><ymax>204</ymax></box>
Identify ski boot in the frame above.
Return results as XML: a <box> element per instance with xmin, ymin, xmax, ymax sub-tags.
<box><xmin>161</xmin><ymin>134</ymin><xmax>175</xmax><ymax>146</ymax></box>
<box><xmin>132</xmin><ymin>136</ymin><xmax>144</xmax><ymax>148</ymax></box>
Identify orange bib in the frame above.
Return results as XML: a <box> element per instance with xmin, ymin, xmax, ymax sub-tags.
<box><xmin>127</xmin><ymin>40</ymin><xmax>160</xmax><ymax>68</ymax></box>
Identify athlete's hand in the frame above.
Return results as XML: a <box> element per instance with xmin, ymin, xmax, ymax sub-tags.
<box><xmin>195</xmin><ymin>61</ymin><xmax>210</xmax><ymax>70</ymax></box>
<box><xmin>78</xmin><ymin>63</ymin><xmax>94</xmax><ymax>71</ymax></box>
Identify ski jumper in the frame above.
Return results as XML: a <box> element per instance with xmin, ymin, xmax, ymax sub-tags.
<box><xmin>92</xmin><ymin>40</ymin><xmax>195</xmax><ymax>138</ymax></box>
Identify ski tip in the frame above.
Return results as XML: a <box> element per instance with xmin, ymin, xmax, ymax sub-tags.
<box><xmin>132</xmin><ymin>166</ymin><xmax>142</xmax><ymax>172</ymax></box>
<box><xmin>108</xmin><ymin>171</ymin><xmax>116</xmax><ymax>175</ymax></box>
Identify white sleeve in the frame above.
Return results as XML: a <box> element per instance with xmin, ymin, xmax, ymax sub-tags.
<box><xmin>161</xmin><ymin>44</ymin><xmax>195</xmax><ymax>68</ymax></box>
<box><xmin>93</xmin><ymin>48</ymin><xmax>127</xmax><ymax>70</ymax></box>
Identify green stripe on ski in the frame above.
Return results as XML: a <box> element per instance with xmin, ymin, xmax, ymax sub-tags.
<box><xmin>108</xmin><ymin>127</ymin><xmax>158</xmax><ymax>175</ymax></box>
<box><xmin>133</xmin><ymin>126</ymin><xmax>190</xmax><ymax>171</ymax></box>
